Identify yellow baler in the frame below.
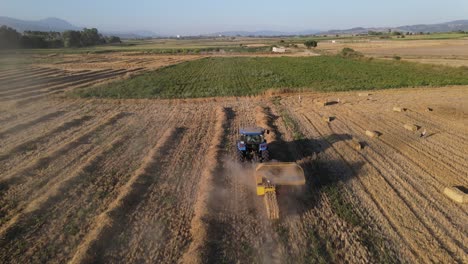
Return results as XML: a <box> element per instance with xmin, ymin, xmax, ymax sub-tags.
<box><xmin>254</xmin><ymin>162</ymin><xmax>305</xmax><ymax>219</ymax></box>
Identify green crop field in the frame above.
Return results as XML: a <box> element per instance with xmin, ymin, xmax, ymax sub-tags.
<box><xmin>74</xmin><ymin>56</ymin><xmax>468</xmax><ymax>99</ymax></box>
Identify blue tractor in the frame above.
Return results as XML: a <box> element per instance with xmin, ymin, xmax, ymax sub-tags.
<box><xmin>236</xmin><ymin>127</ymin><xmax>270</xmax><ymax>162</ymax></box>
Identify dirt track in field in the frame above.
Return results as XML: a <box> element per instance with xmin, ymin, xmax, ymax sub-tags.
<box><xmin>0</xmin><ymin>64</ymin><xmax>466</xmax><ymax>263</ymax></box>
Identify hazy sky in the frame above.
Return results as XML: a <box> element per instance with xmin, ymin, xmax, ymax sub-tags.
<box><xmin>1</xmin><ymin>0</ymin><xmax>467</xmax><ymax>35</ymax></box>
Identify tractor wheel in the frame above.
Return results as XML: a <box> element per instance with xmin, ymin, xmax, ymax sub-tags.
<box><xmin>237</xmin><ymin>150</ymin><xmax>245</xmax><ymax>162</ymax></box>
<box><xmin>261</xmin><ymin>150</ymin><xmax>270</xmax><ymax>162</ymax></box>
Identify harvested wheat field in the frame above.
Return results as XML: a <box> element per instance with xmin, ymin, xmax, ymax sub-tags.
<box><xmin>0</xmin><ymin>66</ymin><xmax>467</xmax><ymax>264</ymax></box>
<box><xmin>36</xmin><ymin>53</ymin><xmax>204</xmax><ymax>71</ymax></box>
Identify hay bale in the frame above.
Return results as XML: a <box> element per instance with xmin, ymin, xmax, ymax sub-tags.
<box><xmin>365</xmin><ymin>130</ymin><xmax>379</xmax><ymax>138</ymax></box>
<box><xmin>426</xmin><ymin>107</ymin><xmax>433</xmax><ymax>112</ymax></box>
<box><xmin>393</xmin><ymin>107</ymin><xmax>406</xmax><ymax>112</ymax></box>
<box><xmin>358</xmin><ymin>93</ymin><xmax>370</xmax><ymax>97</ymax></box>
<box><xmin>404</xmin><ymin>124</ymin><xmax>419</xmax><ymax>131</ymax></box>
<box><xmin>351</xmin><ymin>140</ymin><xmax>363</xmax><ymax>150</ymax></box>
<box><xmin>322</xmin><ymin>116</ymin><xmax>332</xmax><ymax>122</ymax></box>
<box><xmin>443</xmin><ymin>186</ymin><xmax>468</xmax><ymax>204</ymax></box>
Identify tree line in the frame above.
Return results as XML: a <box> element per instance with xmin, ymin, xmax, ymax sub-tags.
<box><xmin>0</xmin><ymin>26</ymin><xmax>121</xmax><ymax>49</ymax></box>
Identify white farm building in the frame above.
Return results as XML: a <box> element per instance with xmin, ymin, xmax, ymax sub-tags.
<box><xmin>272</xmin><ymin>47</ymin><xmax>286</xmax><ymax>53</ymax></box>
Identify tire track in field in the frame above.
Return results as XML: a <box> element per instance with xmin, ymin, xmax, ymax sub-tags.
<box><xmin>202</xmin><ymin>104</ymin><xmax>279</xmax><ymax>264</ymax></box>
<box><xmin>316</xmin><ymin>112</ymin><xmax>467</xmax><ymax>262</ymax></box>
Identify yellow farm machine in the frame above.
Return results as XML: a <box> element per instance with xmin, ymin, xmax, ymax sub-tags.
<box><xmin>254</xmin><ymin>162</ymin><xmax>305</xmax><ymax>219</ymax></box>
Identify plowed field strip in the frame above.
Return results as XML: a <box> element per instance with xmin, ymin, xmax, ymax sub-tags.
<box><xmin>0</xmin><ymin>68</ymin><xmax>63</xmax><ymax>85</ymax></box>
<box><xmin>0</xmin><ymin>68</ymin><xmax>25</xmax><ymax>78</ymax></box>
<box><xmin>0</xmin><ymin>114</ymin><xmax>139</xmax><ymax>263</ymax></box>
<box><xmin>182</xmin><ymin>107</ymin><xmax>227</xmax><ymax>263</ymax></box>
<box><xmin>0</xmin><ymin>69</ymin><xmax>67</xmax><ymax>91</ymax></box>
<box><xmin>0</xmin><ymin>135</ymin><xmax>127</xmax><ymax>237</ymax></box>
<box><xmin>0</xmin><ymin>115</ymin><xmax>93</xmax><ymax>165</ymax></box>
<box><xmin>0</xmin><ymin>112</ymin><xmax>125</xmax><ymax>184</ymax></box>
<box><xmin>10</xmin><ymin>70</ymin><xmax>141</xmax><ymax>106</ymax></box>
<box><xmin>0</xmin><ymin>110</ymin><xmax>66</xmax><ymax>139</ymax></box>
<box><xmin>91</xmin><ymin>109</ymin><xmax>215</xmax><ymax>263</ymax></box>
<box><xmin>0</xmin><ymin>69</ymin><xmax>112</xmax><ymax>95</ymax></box>
<box><xmin>0</xmin><ymin>69</ymin><xmax>128</xmax><ymax>101</ymax></box>
<box><xmin>0</xmin><ymin>68</ymin><xmax>54</xmax><ymax>83</ymax></box>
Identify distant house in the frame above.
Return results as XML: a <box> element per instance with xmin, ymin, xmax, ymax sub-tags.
<box><xmin>272</xmin><ymin>47</ymin><xmax>286</xmax><ymax>53</ymax></box>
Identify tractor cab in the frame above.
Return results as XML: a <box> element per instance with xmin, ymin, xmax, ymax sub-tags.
<box><xmin>237</xmin><ymin>127</ymin><xmax>270</xmax><ymax>162</ymax></box>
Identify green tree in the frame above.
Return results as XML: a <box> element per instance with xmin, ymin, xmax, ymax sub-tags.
<box><xmin>0</xmin><ymin>26</ymin><xmax>21</xmax><ymax>49</ymax></box>
<box><xmin>63</xmin><ymin>30</ymin><xmax>82</xmax><ymax>47</ymax></box>
<box><xmin>80</xmin><ymin>28</ymin><xmax>102</xmax><ymax>46</ymax></box>
<box><xmin>304</xmin><ymin>40</ymin><xmax>318</xmax><ymax>49</ymax></box>
<box><xmin>20</xmin><ymin>35</ymin><xmax>48</xmax><ymax>48</ymax></box>
<box><xmin>106</xmin><ymin>36</ymin><xmax>121</xmax><ymax>43</ymax></box>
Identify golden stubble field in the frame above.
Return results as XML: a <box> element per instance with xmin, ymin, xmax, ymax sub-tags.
<box><xmin>318</xmin><ymin>38</ymin><xmax>468</xmax><ymax>67</ymax></box>
<box><xmin>0</xmin><ymin>51</ymin><xmax>466</xmax><ymax>263</ymax></box>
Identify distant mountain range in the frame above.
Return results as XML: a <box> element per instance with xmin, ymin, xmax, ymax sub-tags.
<box><xmin>0</xmin><ymin>16</ymin><xmax>80</xmax><ymax>32</ymax></box>
<box><xmin>324</xmin><ymin>20</ymin><xmax>468</xmax><ymax>35</ymax></box>
<box><xmin>0</xmin><ymin>16</ymin><xmax>160</xmax><ymax>38</ymax></box>
<box><xmin>215</xmin><ymin>20</ymin><xmax>468</xmax><ymax>37</ymax></box>
<box><xmin>210</xmin><ymin>29</ymin><xmax>320</xmax><ymax>37</ymax></box>
<box><xmin>1</xmin><ymin>16</ymin><xmax>467</xmax><ymax>38</ymax></box>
